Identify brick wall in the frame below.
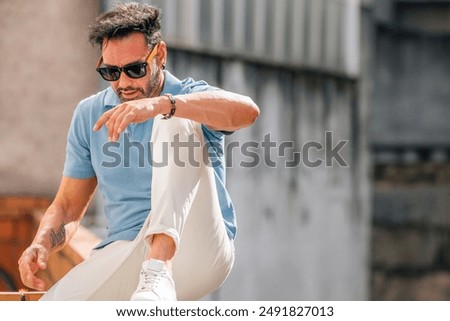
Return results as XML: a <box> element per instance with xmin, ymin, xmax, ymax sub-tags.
<box><xmin>0</xmin><ymin>196</ymin><xmax>100</xmax><ymax>292</ymax></box>
<box><xmin>0</xmin><ymin>197</ymin><xmax>50</xmax><ymax>291</ymax></box>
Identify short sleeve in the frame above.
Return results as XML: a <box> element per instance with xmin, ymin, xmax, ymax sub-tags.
<box><xmin>63</xmin><ymin>102</ymin><xmax>96</xmax><ymax>178</ymax></box>
<box><xmin>179</xmin><ymin>78</ymin><xmax>220</xmax><ymax>95</ymax></box>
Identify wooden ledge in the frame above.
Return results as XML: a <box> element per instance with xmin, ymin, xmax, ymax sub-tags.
<box><xmin>0</xmin><ymin>291</ymin><xmax>46</xmax><ymax>301</ymax></box>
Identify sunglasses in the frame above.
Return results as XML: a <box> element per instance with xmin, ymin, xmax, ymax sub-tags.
<box><xmin>96</xmin><ymin>44</ymin><xmax>159</xmax><ymax>81</ymax></box>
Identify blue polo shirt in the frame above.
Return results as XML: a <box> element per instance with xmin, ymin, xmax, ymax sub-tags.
<box><xmin>63</xmin><ymin>71</ymin><xmax>236</xmax><ymax>249</ymax></box>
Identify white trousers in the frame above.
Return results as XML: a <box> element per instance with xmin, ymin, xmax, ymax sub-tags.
<box><xmin>41</xmin><ymin>117</ymin><xmax>235</xmax><ymax>300</ymax></box>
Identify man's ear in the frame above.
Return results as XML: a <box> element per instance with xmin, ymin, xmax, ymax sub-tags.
<box><xmin>156</xmin><ymin>41</ymin><xmax>168</xmax><ymax>69</ymax></box>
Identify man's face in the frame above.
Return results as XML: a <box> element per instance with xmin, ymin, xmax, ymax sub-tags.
<box><xmin>101</xmin><ymin>32</ymin><xmax>162</xmax><ymax>102</ymax></box>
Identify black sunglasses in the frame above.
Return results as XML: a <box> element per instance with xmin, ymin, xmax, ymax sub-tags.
<box><xmin>96</xmin><ymin>45</ymin><xmax>159</xmax><ymax>81</ymax></box>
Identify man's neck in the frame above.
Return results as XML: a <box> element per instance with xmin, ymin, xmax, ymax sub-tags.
<box><xmin>153</xmin><ymin>70</ymin><xmax>166</xmax><ymax>97</ymax></box>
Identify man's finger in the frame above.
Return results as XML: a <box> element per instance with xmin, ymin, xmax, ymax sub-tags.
<box><xmin>116</xmin><ymin>110</ymin><xmax>136</xmax><ymax>137</ymax></box>
<box><xmin>31</xmin><ymin>276</ymin><xmax>45</xmax><ymax>291</ymax></box>
<box><xmin>19</xmin><ymin>261</ymin><xmax>43</xmax><ymax>290</ymax></box>
<box><xmin>110</xmin><ymin>109</ymin><xmax>126</xmax><ymax>141</ymax></box>
<box><xmin>36</xmin><ymin>247</ymin><xmax>48</xmax><ymax>269</ymax></box>
<box><xmin>108</xmin><ymin>106</ymin><xmax>134</xmax><ymax>141</ymax></box>
<box><xmin>18</xmin><ymin>260</ymin><xmax>34</xmax><ymax>281</ymax></box>
<box><xmin>93</xmin><ymin>108</ymin><xmax>115</xmax><ymax>131</ymax></box>
<box><xmin>25</xmin><ymin>272</ymin><xmax>45</xmax><ymax>291</ymax></box>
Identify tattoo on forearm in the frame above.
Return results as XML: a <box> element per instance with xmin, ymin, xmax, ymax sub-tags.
<box><xmin>50</xmin><ymin>223</ymin><xmax>66</xmax><ymax>249</ymax></box>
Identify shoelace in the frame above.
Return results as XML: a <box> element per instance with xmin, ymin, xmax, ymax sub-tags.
<box><xmin>138</xmin><ymin>269</ymin><xmax>164</xmax><ymax>291</ymax></box>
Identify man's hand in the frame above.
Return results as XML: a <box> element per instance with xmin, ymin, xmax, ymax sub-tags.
<box><xmin>18</xmin><ymin>244</ymin><xmax>49</xmax><ymax>291</ymax></box>
<box><xmin>93</xmin><ymin>98</ymin><xmax>161</xmax><ymax>141</ymax></box>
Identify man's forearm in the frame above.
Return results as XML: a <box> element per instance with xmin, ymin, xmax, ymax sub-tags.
<box><xmin>158</xmin><ymin>91</ymin><xmax>260</xmax><ymax>132</ymax></box>
<box><xmin>94</xmin><ymin>90</ymin><xmax>260</xmax><ymax>142</ymax></box>
<box><xmin>32</xmin><ymin>176</ymin><xmax>97</xmax><ymax>253</ymax></box>
<box><xmin>32</xmin><ymin>204</ymin><xmax>78</xmax><ymax>254</ymax></box>
<box><xmin>49</xmin><ymin>222</ymin><xmax>66</xmax><ymax>249</ymax></box>
<box><xmin>18</xmin><ymin>176</ymin><xmax>97</xmax><ymax>290</ymax></box>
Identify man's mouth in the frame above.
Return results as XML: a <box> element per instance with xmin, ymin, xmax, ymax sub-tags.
<box><xmin>118</xmin><ymin>87</ymin><xmax>145</xmax><ymax>100</ymax></box>
<box><xmin>121</xmin><ymin>90</ymin><xmax>137</xmax><ymax>97</ymax></box>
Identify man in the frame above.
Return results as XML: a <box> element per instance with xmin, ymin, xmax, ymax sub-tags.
<box><xmin>18</xmin><ymin>3</ymin><xmax>259</xmax><ymax>300</ymax></box>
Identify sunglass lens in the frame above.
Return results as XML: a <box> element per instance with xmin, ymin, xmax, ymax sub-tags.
<box><xmin>125</xmin><ymin>64</ymin><xmax>146</xmax><ymax>78</ymax></box>
<box><xmin>99</xmin><ymin>68</ymin><xmax>120</xmax><ymax>81</ymax></box>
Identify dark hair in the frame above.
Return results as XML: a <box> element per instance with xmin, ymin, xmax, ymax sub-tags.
<box><xmin>88</xmin><ymin>2</ymin><xmax>162</xmax><ymax>49</ymax></box>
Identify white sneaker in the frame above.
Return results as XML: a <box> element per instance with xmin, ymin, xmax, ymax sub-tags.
<box><xmin>130</xmin><ymin>259</ymin><xmax>177</xmax><ymax>301</ymax></box>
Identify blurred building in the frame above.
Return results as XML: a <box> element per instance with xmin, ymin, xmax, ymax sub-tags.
<box><xmin>371</xmin><ymin>0</ymin><xmax>450</xmax><ymax>300</ymax></box>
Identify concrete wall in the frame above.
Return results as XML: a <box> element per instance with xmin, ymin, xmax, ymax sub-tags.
<box><xmin>161</xmin><ymin>0</ymin><xmax>372</xmax><ymax>300</ymax></box>
<box><xmin>166</xmin><ymin>50</ymin><xmax>370</xmax><ymax>300</ymax></box>
<box><xmin>145</xmin><ymin>0</ymin><xmax>361</xmax><ymax>78</ymax></box>
<box><xmin>0</xmin><ymin>0</ymin><xmax>100</xmax><ymax>197</ymax></box>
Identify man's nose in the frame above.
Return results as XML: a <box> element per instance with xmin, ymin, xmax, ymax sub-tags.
<box><xmin>117</xmin><ymin>71</ymin><xmax>133</xmax><ymax>88</ymax></box>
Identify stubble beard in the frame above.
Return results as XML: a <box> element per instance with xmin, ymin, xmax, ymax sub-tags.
<box><xmin>118</xmin><ymin>61</ymin><xmax>162</xmax><ymax>102</ymax></box>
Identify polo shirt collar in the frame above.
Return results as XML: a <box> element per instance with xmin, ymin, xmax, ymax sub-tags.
<box><xmin>160</xmin><ymin>70</ymin><xmax>183</xmax><ymax>95</ymax></box>
<box><xmin>104</xmin><ymin>87</ymin><xmax>120</xmax><ymax>109</ymax></box>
